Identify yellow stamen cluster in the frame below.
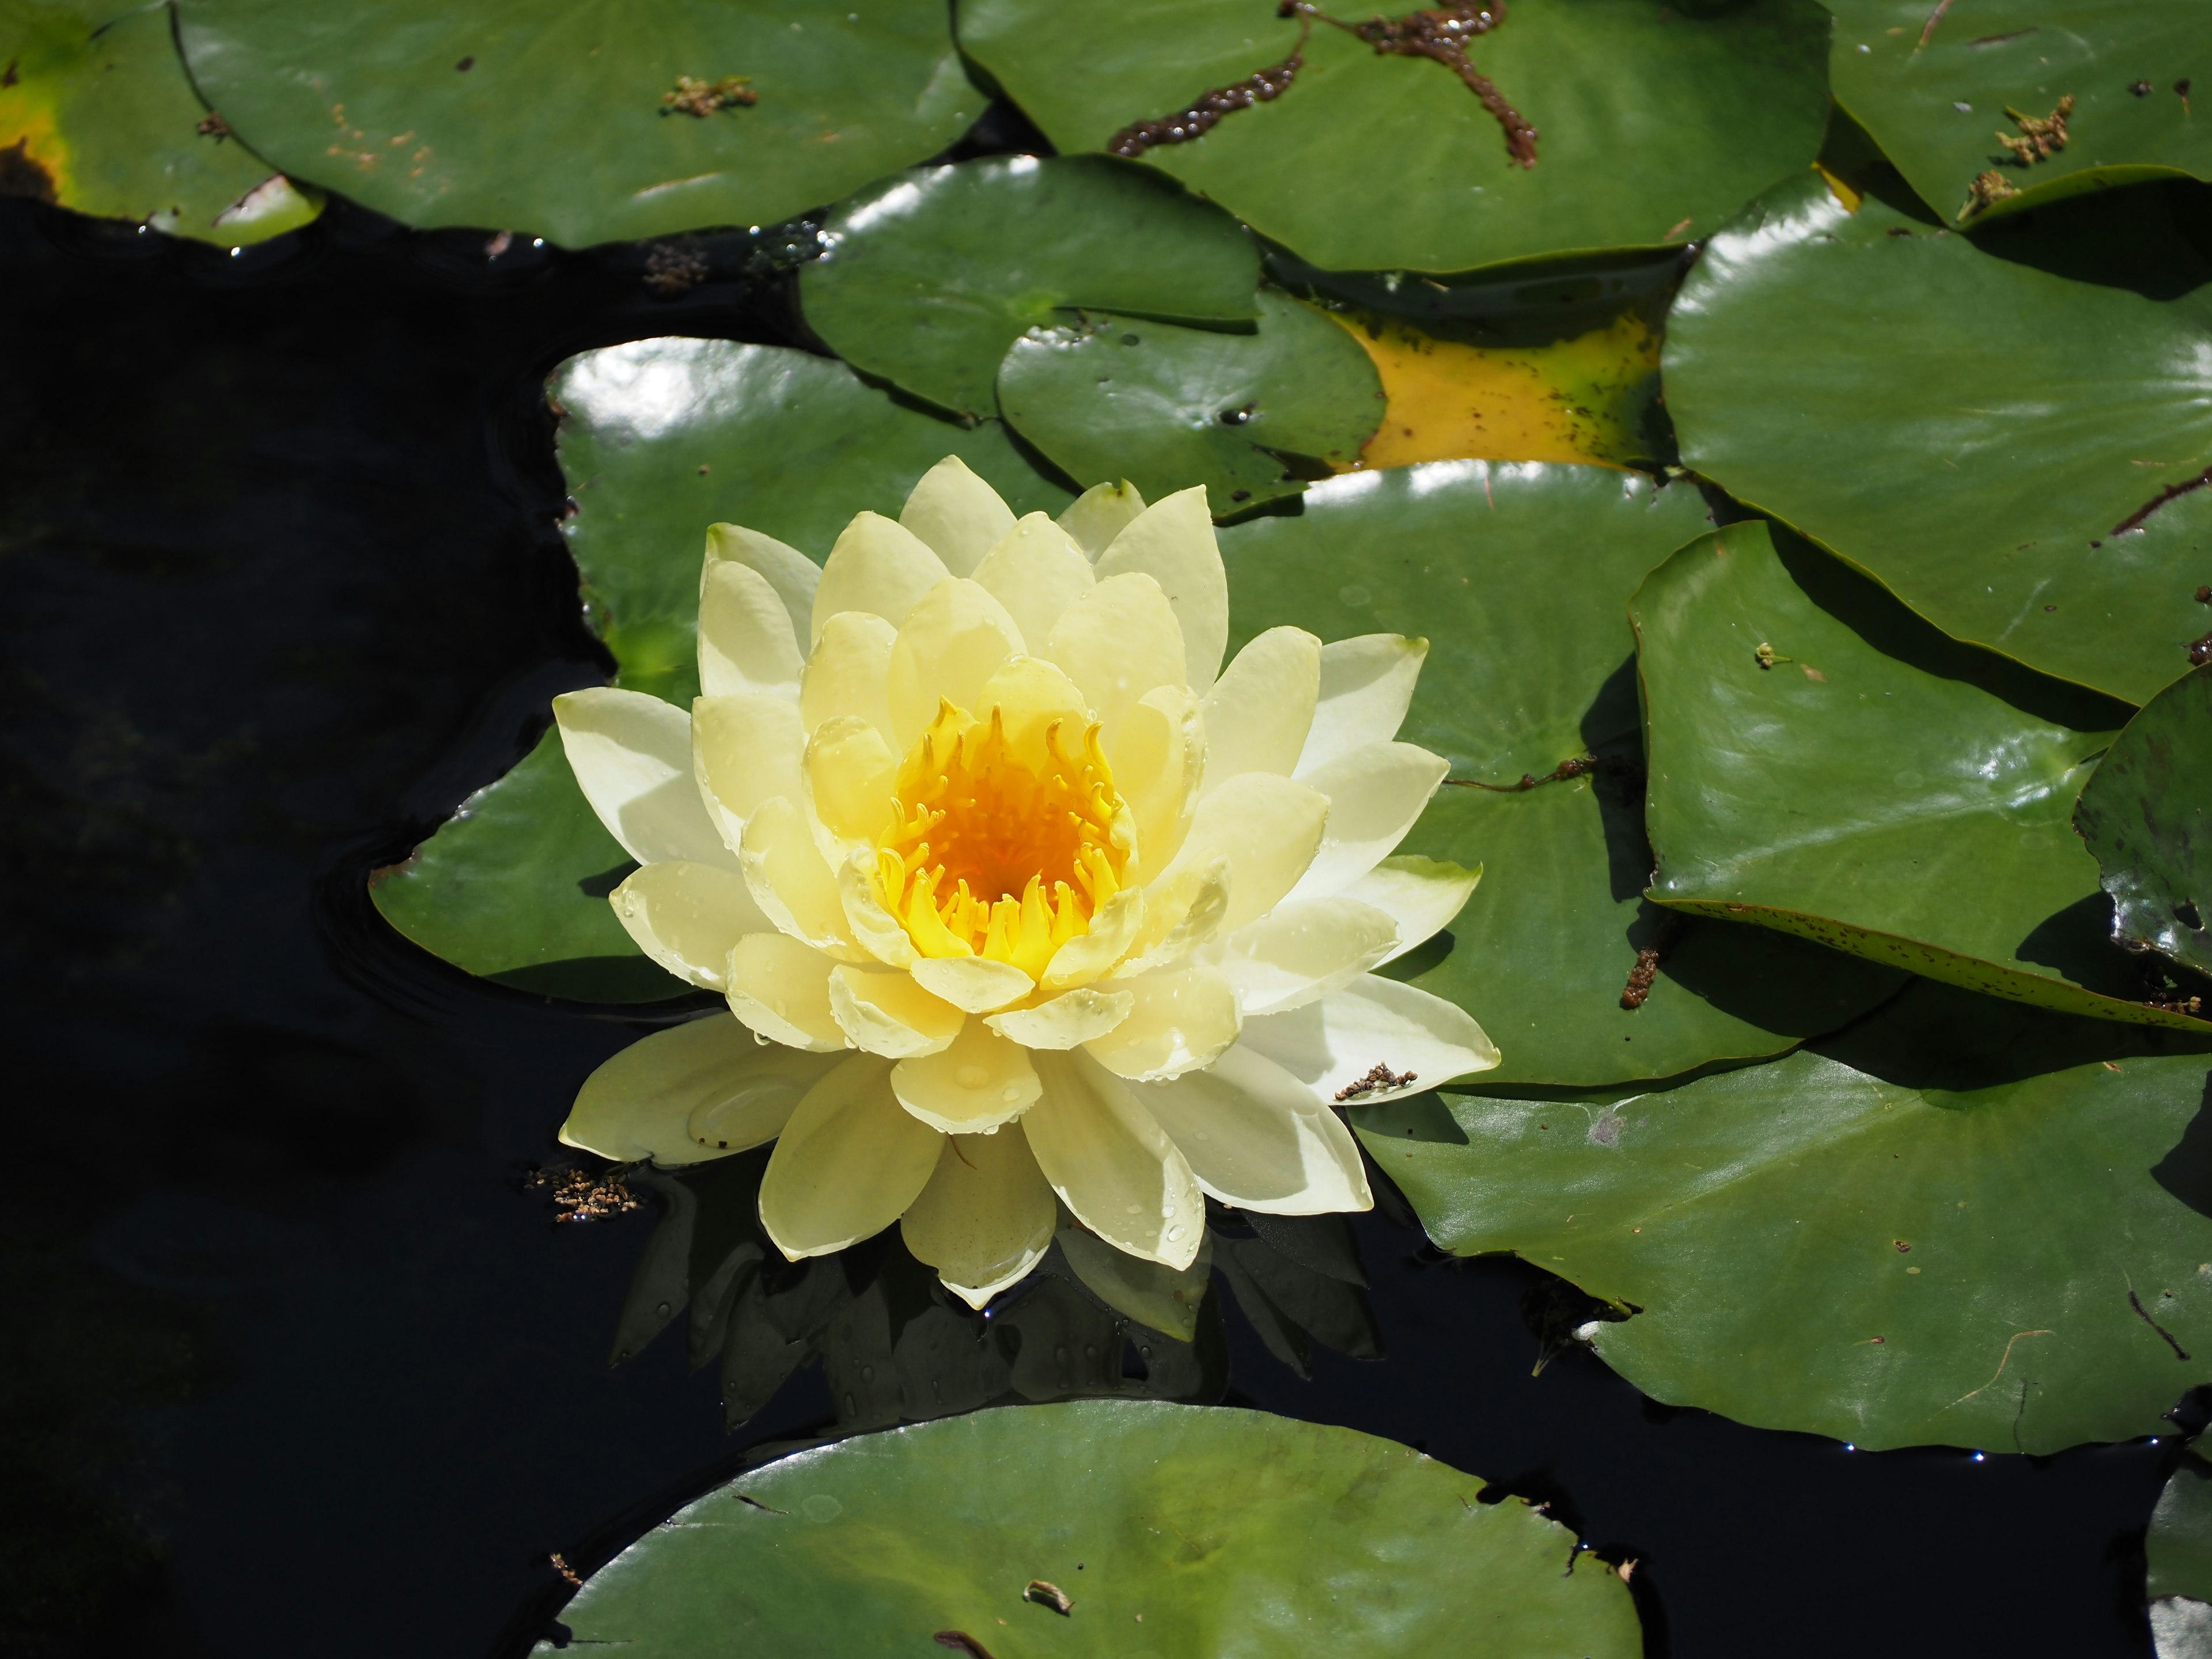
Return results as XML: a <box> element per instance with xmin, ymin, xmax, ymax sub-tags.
<box><xmin>876</xmin><ymin>700</ymin><xmax>1127</xmax><ymax>979</ymax></box>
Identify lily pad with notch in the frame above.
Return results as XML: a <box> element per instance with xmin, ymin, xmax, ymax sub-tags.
<box><xmin>2077</xmin><ymin>662</ymin><xmax>2212</xmax><ymax>982</ymax></box>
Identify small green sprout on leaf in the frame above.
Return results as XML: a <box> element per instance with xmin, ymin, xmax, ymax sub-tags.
<box><xmin>1995</xmin><ymin>96</ymin><xmax>2074</xmax><ymax>167</ymax></box>
<box><xmin>662</xmin><ymin>75</ymin><xmax>758</xmax><ymax>118</ymax></box>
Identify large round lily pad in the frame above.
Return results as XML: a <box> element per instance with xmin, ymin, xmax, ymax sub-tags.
<box><xmin>1632</xmin><ymin>519</ymin><xmax>2209</xmax><ymax>1029</ymax></box>
<box><xmin>956</xmin><ymin>0</ymin><xmax>1832</xmax><ymax>274</ymax></box>
<box><xmin>2077</xmin><ymin>662</ymin><xmax>2212</xmax><ymax>980</ymax></box>
<box><xmin>1222</xmin><ymin>462</ymin><xmax>1904</xmax><ymax>1088</ymax></box>
<box><xmin>801</xmin><ymin>154</ymin><xmax>1260</xmax><ymax>421</ymax></box>
<box><xmin>535</xmin><ymin>1403</ymin><xmax>1642</xmax><ymax>1657</ymax></box>
<box><xmin>369</xmin><ymin>339</ymin><xmax>1071</xmax><ymax>1001</ymax></box>
<box><xmin>1825</xmin><ymin>0</ymin><xmax>2212</xmax><ymax>228</ymax></box>
<box><xmin>1663</xmin><ymin>168</ymin><xmax>2212</xmax><ymax>705</ymax></box>
<box><xmin>1359</xmin><ymin>978</ymin><xmax>2212</xmax><ymax>1453</ymax></box>
<box><xmin>175</xmin><ymin>0</ymin><xmax>977</xmax><ymax>246</ymax></box>
<box><xmin>1</xmin><ymin>0</ymin><xmax>319</xmax><ymax>244</ymax></box>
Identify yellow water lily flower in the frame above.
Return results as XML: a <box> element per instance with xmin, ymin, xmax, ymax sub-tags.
<box><xmin>552</xmin><ymin>457</ymin><xmax>1498</xmax><ymax>1310</ymax></box>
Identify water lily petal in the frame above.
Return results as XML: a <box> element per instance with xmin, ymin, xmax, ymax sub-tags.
<box><xmin>1082</xmin><ymin>962</ymin><xmax>1241</xmax><ymax>1081</ymax></box>
<box><xmin>1297</xmin><ymin>634</ymin><xmax>1427</xmax><ymax>778</ymax></box>
<box><xmin>1057</xmin><ymin>478</ymin><xmax>1146</xmax><ymax>560</ymax></box>
<box><xmin>828</xmin><ymin>963</ymin><xmax>964</xmax><ymax>1058</ymax></box>
<box><xmin>739</xmin><ymin>797</ymin><xmax>861</xmax><ymax>957</ymax></box>
<box><xmin>1217</xmin><ymin>896</ymin><xmax>1401</xmax><ymax>1017</ymax></box>
<box><xmin>801</xmin><ymin>611</ymin><xmax>899</xmax><ymax>744</ymax></box>
<box><xmin>891</xmin><ymin>1018</ymin><xmax>1043</xmax><ymax>1133</ymax></box>
<box><xmin>1287</xmin><ymin>742</ymin><xmax>1451</xmax><ymax>902</ymax></box>
<box><xmin>835</xmin><ymin>850</ymin><xmax>920</xmax><ymax>969</ymax></box>
<box><xmin>1199</xmin><ymin>626</ymin><xmax>1321</xmax><ymax>795</ymax></box>
<box><xmin>705</xmin><ymin>522</ymin><xmax>818</xmax><ymax>656</ymax></box>
<box><xmin>1058</xmin><ymin>1225</ymin><xmax>1211</xmax><ymax>1340</ymax></box>
<box><xmin>976</xmin><ymin>654</ymin><xmax>1092</xmax><ymax>772</ymax></box>
<box><xmin>554</xmin><ymin>687</ymin><xmax>734</xmax><ymax>869</ymax></box>
<box><xmin>1344</xmin><ymin>855</ymin><xmax>1483</xmax><ymax>965</ymax></box>
<box><xmin>972</xmin><ymin>512</ymin><xmax>1096</xmax><ymax>647</ymax></box>
<box><xmin>1094</xmin><ymin>485</ymin><xmax>1227</xmax><ymax>692</ymax></box>
<box><xmin>810</xmin><ymin>510</ymin><xmax>949</xmax><ymax>645</ymax></box>
<box><xmin>698</xmin><ymin>556</ymin><xmax>805</xmax><ymax>699</ymax></box>
<box><xmin>724</xmin><ymin>933</ymin><xmax>850</xmax><ymax>1052</ymax></box>
<box><xmin>1110</xmin><ymin>685</ymin><xmax>1200</xmax><ymax>881</ymax></box>
<box><xmin>886</xmin><ymin>577</ymin><xmax>1026</xmax><ymax>748</ymax></box>
<box><xmin>803</xmin><ymin>714</ymin><xmax>897</xmax><ymax>846</ymax></box>
<box><xmin>1238</xmin><ymin>973</ymin><xmax>1500</xmax><ymax>1104</ymax></box>
<box><xmin>897</xmin><ymin>454</ymin><xmax>1016</xmax><ymax>577</ymax></box>
<box><xmin>1039</xmin><ymin>884</ymin><xmax>1146</xmax><ymax>991</ymax></box>
<box><xmin>900</xmin><ymin>1124</ymin><xmax>1056</xmax><ymax>1308</ymax></box>
<box><xmin>986</xmin><ymin>984</ymin><xmax>1133</xmax><ymax>1048</ymax></box>
<box><xmin>1152</xmin><ymin>771</ymin><xmax>1329</xmax><ymax>935</ymax></box>
<box><xmin>1041</xmin><ymin>570</ymin><xmax>1186</xmax><ymax>745</ymax></box>
<box><xmin>694</xmin><ymin>692</ymin><xmax>806</xmax><ymax>853</ymax></box>
<box><xmin>562</xmin><ymin>1013</ymin><xmax>842</xmax><ymax>1165</ymax></box>
<box><xmin>1024</xmin><ymin>1052</ymin><xmax>1204</xmax><ymax>1269</ymax></box>
<box><xmin>1135</xmin><ymin>1043</ymin><xmax>1373</xmax><ymax>1215</ymax></box>
<box><xmin>910</xmin><ymin>954</ymin><xmax>1036</xmax><ymax>1013</ymax></box>
<box><xmin>758</xmin><ymin>1055</ymin><xmax>942</xmax><ymax>1259</ymax></box>
<box><xmin>609</xmin><ymin>859</ymin><xmax>774</xmax><ymax>990</ymax></box>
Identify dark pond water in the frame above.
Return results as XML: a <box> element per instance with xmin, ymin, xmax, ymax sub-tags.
<box><xmin>0</xmin><ymin>181</ymin><xmax>2176</xmax><ymax>1658</ymax></box>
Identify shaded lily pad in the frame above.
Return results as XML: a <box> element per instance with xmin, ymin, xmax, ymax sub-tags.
<box><xmin>536</xmin><ymin>1402</ymin><xmax>1641</xmax><ymax>1657</ymax></box>
<box><xmin>1825</xmin><ymin>0</ymin><xmax>2212</xmax><ymax>228</ymax></box>
<box><xmin>1222</xmin><ymin>462</ymin><xmax>1904</xmax><ymax>1088</ymax></box>
<box><xmin>1630</xmin><ymin>519</ymin><xmax>2211</xmax><ymax>1029</ymax></box>
<box><xmin>2077</xmin><ymin>663</ymin><xmax>2212</xmax><ymax>980</ymax></box>
<box><xmin>957</xmin><ymin>0</ymin><xmax>1832</xmax><ymax>274</ymax></box>
<box><xmin>370</xmin><ymin>339</ymin><xmax>1070</xmax><ymax>998</ymax></box>
<box><xmin>800</xmin><ymin>154</ymin><xmax>1260</xmax><ymax>421</ymax></box>
<box><xmin>175</xmin><ymin>0</ymin><xmax>977</xmax><ymax>246</ymax></box>
<box><xmin>1359</xmin><ymin>978</ymin><xmax>2212</xmax><ymax>1453</ymax></box>
<box><xmin>0</xmin><ymin>0</ymin><xmax>319</xmax><ymax>243</ymax></box>
<box><xmin>1662</xmin><ymin>168</ymin><xmax>2212</xmax><ymax>704</ymax></box>
<box><xmin>2152</xmin><ymin>1453</ymin><xmax>2212</xmax><ymax>1604</ymax></box>
<box><xmin>997</xmin><ymin>289</ymin><xmax>1382</xmax><ymax>517</ymax></box>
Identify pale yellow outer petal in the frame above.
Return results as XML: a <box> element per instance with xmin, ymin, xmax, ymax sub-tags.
<box><xmin>1024</xmin><ymin>1052</ymin><xmax>1204</xmax><ymax>1269</ymax></box>
<box><xmin>1081</xmin><ymin>963</ymin><xmax>1241</xmax><ymax>1082</ymax></box>
<box><xmin>1109</xmin><ymin>685</ymin><xmax>1200</xmax><ymax>881</ymax></box>
<box><xmin>885</xmin><ymin>577</ymin><xmax>1025</xmax><ymax>748</ymax></box>
<box><xmin>890</xmin><ymin>1018</ymin><xmax>1043</xmax><ymax>1134</ymax></box>
<box><xmin>1297</xmin><ymin>634</ymin><xmax>1427</xmax><ymax>778</ymax></box>
<box><xmin>1215</xmin><ymin>896</ymin><xmax>1401</xmax><ymax>1017</ymax></box>
<box><xmin>698</xmin><ymin>558</ymin><xmax>805</xmax><ymax>699</ymax></box>
<box><xmin>1238</xmin><ymin>973</ymin><xmax>1501</xmax><ymax>1104</ymax></box>
<box><xmin>1094</xmin><ymin>485</ymin><xmax>1228</xmax><ymax>692</ymax></box>
<box><xmin>1344</xmin><ymin>855</ymin><xmax>1483</xmax><ymax>966</ymax></box>
<box><xmin>739</xmin><ymin>796</ymin><xmax>862</xmax><ymax>958</ymax></box>
<box><xmin>609</xmin><ymin>860</ymin><xmax>774</xmax><ymax>990</ymax></box>
<box><xmin>1058</xmin><ymin>1225</ymin><xmax>1211</xmax><ymax>1340</ymax></box>
<box><xmin>1040</xmin><ymin>570</ymin><xmax>1186</xmax><ymax>745</ymax></box>
<box><xmin>802</xmin><ymin>715</ymin><xmax>897</xmax><ymax>846</ymax></box>
<box><xmin>554</xmin><ymin>687</ymin><xmax>734</xmax><ymax>869</ymax></box>
<box><xmin>809</xmin><ymin>511</ymin><xmax>950</xmax><ymax>645</ymax></box>
<box><xmin>909</xmin><ymin>954</ymin><xmax>1036</xmax><ymax>1014</ymax></box>
<box><xmin>801</xmin><ymin>611</ymin><xmax>899</xmax><ymax>743</ymax></box>
<box><xmin>705</xmin><ymin>522</ymin><xmax>819</xmax><ymax>652</ymax></box>
<box><xmin>901</xmin><ymin>1124</ymin><xmax>1058</xmax><ymax>1309</ymax></box>
<box><xmin>757</xmin><ymin>1055</ymin><xmax>943</xmax><ymax>1259</ymax></box>
<box><xmin>1057</xmin><ymin>478</ymin><xmax>1146</xmax><ymax>559</ymax></box>
<box><xmin>1135</xmin><ymin>1043</ymin><xmax>1373</xmax><ymax>1215</ymax></box>
<box><xmin>1149</xmin><ymin>771</ymin><xmax>1329</xmax><ymax>935</ymax></box>
<box><xmin>1039</xmin><ymin>885</ymin><xmax>1146</xmax><ymax>991</ymax></box>
<box><xmin>1112</xmin><ymin>858</ymin><xmax>1228</xmax><ymax>980</ymax></box>
<box><xmin>1287</xmin><ymin>741</ymin><xmax>1451</xmax><ymax>902</ymax></box>
<box><xmin>836</xmin><ymin>850</ymin><xmax>921</xmax><ymax>968</ymax></box>
<box><xmin>975</xmin><ymin>654</ymin><xmax>1091</xmax><ymax>772</ymax></box>
<box><xmin>897</xmin><ymin>454</ymin><xmax>1016</xmax><ymax>577</ymax></box>
<box><xmin>724</xmin><ymin>933</ymin><xmax>850</xmax><ymax>1052</ymax></box>
<box><xmin>828</xmin><ymin>963</ymin><xmax>964</xmax><ymax>1058</ymax></box>
<box><xmin>560</xmin><ymin>1013</ymin><xmax>842</xmax><ymax>1165</ymax></box>
<box><xmin>985</xmin><ymin>984</ymin><xmax>1133</xmax><ymax>1048</ymax></box>
<box><xmin>1199</xmin><ymin>626</ymin><xmax>1321</xmax><ymax>795</ymax></box>
<box><xmin>972</xmin><ymin>512</ymin><xmax>1096</xmax><ymax>648</ymax></box>
<box><xmin>693</xmin><ymin>693</ymin><xmax>805</xmax><ymax>853</ymax></box>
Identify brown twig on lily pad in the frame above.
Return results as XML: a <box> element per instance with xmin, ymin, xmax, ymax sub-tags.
<box><xmin>662</xmin><ymin>75</ymin><xmax>757</xmax><ymax>117</ymax></box>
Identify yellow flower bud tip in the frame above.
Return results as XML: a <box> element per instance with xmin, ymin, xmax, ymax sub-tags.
<box><xmin>875</xmin><ymin>697</ymin><xmax>1128</xmax><ymax>978</ymax></box>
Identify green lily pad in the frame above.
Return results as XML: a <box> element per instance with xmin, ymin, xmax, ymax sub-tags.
<box><xmin>2152</xmin><ymin>1453</ymin><xmax>2212</xmax><ymax>1605</ymax></box>
<box><xmin>1662</xmin><ymin>168</ymin><xmax>2212</xmax><ymax>705</ymax></box>
<box><xmin>1632</xmin><ymin>518</ymin><xmax>2212</xmax><ymax>1029</ymax></box>
<box><xmin>1221</xmin><ymin>462</ymin><xmax>1904</xmax><ymax>1088</ymax></box>
<box><xmin>956</xmin><ymin>0</ymin><xmax>1832</xmax><ymax>275</ymax></box>
<box><xmin>0</xmin><ymin>0</ymin><xmax>319</xmax><ymax>244</ymax></box>
<box><xmin>1825</xmin><ymin>0</ymin><xmax>2212</xmax><ymax>228</ymax></box>
<box><xmin>2077</xmin><ymin>663</ymin><xmax>2212</xmax><ymax>980</ymax></box>
<box><xmin>800</xmin><ymin>154</ymin><xmax>1260</xmax><ymax>421</ymax></box>
<box><xmin>536</xmin><ymin>1402</ymin><xmax>1642</xmax><ymax>1657</ymax></box>
<box><xmin>997</xmin><ymin>290</ymin><xmax>1382</xmax><ymax>517</ymax></box>
<box><xmin>173</xmin><ymin>0</ymin><xmax>977</xmax><ymax>247</ymax></box>
<box><xmin>1359</xmin><ymin>978</ymin><xmax>2212</xmax><ymax>1452</ymax></box>
<box><xmin>370</xmin><ymin>339</ymin><xmax>1071</xmax><ymax>999</ymax></box>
